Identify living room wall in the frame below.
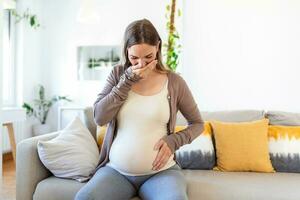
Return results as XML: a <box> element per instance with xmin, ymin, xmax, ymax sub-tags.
<box><xmin>38</xmin><ymin>0</ymin><xmax>173</xmax><ymax>103</ymax></box>
<box><xmin>16</xmin><ymin>0</ymin><xmax>300</xmax><ymax>137</ymax></box>
<box><xmin>182</xmin><ymin>0</ymin><xmax>300</xmax><ymax>112</ymax></box>
<box><xmin>13</xmin><ymin>0</ymin><xmax>45</xmax><ymax>139</ymax></box>
<box><xmin>16</xmin><ymin>0</ymin><xmax>178</xmax><ymax>134</ymax></box>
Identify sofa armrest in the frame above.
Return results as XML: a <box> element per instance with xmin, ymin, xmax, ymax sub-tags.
<box><xmin>16</xmin><ymin>131</ymin><xmax>59</xmax><ymax>200</ymax></box>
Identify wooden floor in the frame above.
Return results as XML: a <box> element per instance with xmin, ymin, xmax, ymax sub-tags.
<box><xmin>1</xmin><ymin>156</ymin><xmax>16</xmax><ymax>200</ymax></box>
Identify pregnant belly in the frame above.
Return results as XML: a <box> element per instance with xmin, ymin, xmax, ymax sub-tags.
<box><xmin>108</xmin><ymin>133</ymin><xmax>174</xmax><ymax>175</ymax></box>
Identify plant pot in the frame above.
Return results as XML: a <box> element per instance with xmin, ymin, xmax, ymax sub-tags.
<box><xmin>33</xmin><ymin>123</ymin><xmax>52</xmax><ymax>136</ymax></box>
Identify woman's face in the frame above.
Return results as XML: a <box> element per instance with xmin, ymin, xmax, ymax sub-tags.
<box><xmin>127</xmin><ymin>43</ymin><xmax>159</xmax><ymax>68</ymax></box>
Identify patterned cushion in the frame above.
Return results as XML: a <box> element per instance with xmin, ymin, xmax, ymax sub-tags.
<box><xmin>96</xmin><ymin>125</ymin><xmax>107</xmax><ymax>149</ymax></box>
<box><xmin>175</xmin><ymin>122</ymin><xmax>215</xmax><ymax>169</ymax></box>
<box><xmin>268</xmin><ymin>125</ymin><xmax>300</xmax><ymax>172</ymax></box>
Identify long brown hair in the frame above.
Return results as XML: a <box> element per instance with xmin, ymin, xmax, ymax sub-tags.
<box><xmin>122</xmin><ymin>19</ymin><xmax>170</xmax><ymax>74</ymax></box>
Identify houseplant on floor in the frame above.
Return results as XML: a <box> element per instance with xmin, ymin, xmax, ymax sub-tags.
<box><xmin>22</xmin><ymin>85</ymin><xmax>72</xmax><ymax>136</ymax></box>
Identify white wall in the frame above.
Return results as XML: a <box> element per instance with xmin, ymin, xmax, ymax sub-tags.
<box><xmin>39</xmin><ymin>0</ymin><xmax>171</xmax><ymax>102</ymax></box>
<box><xmin>18</xmin><ymin>0</ymin><xmax>300</xmax><ymax>135</ymax></box>
<box><xmin>14</xmin><ymin>0</ymin><xmax>45</xmax><ymax>138</ymax></box>
<box><xmin>35</xmin><ymin>0</ymin><xmax>174</xmax><ymax>130</ymax></box>
<box><xmin>182</xmin><ymin>0</ymin><xmax>300</xmax><ymax>112</ymax></box>
<box><xmin>15</xmin><ymin>0</ymin><xmax>44</xmax><ymax>104</ymax></box>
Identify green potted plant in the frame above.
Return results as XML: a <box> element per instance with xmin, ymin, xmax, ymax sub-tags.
<box><xmin>164</xmin><ymin>0</ymin><xmax>182</xmax><ymax>72</ymax></box>
<box><xmin>22</xmin><ymin>85</ymin><xmax>72</xmax><ymax>136</ymax></box>
<box><xmin>11</xmin><ymin>8</ymin><xmax>41</xmax><ymax>29</ymax></box>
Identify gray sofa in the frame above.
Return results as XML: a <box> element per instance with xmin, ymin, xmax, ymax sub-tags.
<box><xmin>16</xmin><ymin>108</ymin><xmax>300</xmax><ymax>200</ymax></box>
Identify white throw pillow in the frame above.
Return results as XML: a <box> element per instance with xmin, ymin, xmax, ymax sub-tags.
<box><xmin>37</xmin><ymin>117</ymin><xmax>99</xmax><ymax>182</ymax></box>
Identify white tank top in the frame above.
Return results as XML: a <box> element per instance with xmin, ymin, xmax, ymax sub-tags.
<box><xmin>106</xmin><ymin>78</ymin><xmax>176</xmax><ymax>176</ymax></box>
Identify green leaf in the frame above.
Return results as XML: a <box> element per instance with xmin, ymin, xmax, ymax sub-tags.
<box><xmin>178</xmin><ymin>9</ymin><xmax>182</xmax><ymax>17</ymax></box>
<box><xmin>11</xmin><ymin>8</ymin><xmax>41</xmax><ymax>30</ymax></box>
<box><xmin>38</xmin><ymin>85</ymin><xmax>45</xmax><ymax>100</ymax></box>
<box><xmin>173</xmin><ymin>33</ymin><xmax>179</xmax><ymax>38</ymax></box>
<box><xmin>22</xmin><ymin>102</ymin><xmax>34</xmax><ymax>116</ymax></box>
<box><xmin>30</xmin><ymin>15</ymin><xmax>36</xmax><ymax>26</ymax></box>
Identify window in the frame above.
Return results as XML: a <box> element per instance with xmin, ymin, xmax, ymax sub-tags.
<box><xmin>2</xmin><ymin>10</ymin><xmax>16</xmax><ymax>107</ymax></box>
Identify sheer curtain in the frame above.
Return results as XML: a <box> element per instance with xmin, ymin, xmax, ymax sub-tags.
<box><xmin>0</xmin><ymin>2</ymin><xmax>4</xmax><ymax>178</ymax></box>
<box><xmin>2</xmin><ymin>9</ymin><xmax>16</xmax><ymax>107</ymax></box>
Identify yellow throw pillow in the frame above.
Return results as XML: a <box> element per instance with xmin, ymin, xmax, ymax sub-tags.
<box><xmin>96</xmin><ymin>125</ymin><xmax>107</xmax><ymax>148</ymax></box>
<box><xmin>211</xmin><ymin>118</ymin><xmax>275</xmax><ymax>172</ymax></box>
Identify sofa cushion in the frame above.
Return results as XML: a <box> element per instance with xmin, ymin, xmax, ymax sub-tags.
<box><xmin>176</xmin><ymin>110</ymin><xmax>265</xmax><ymax>125</ymax></box>
<box><xmin>175</xmin><ymin>110</ymin><xmax>266</xmax><ymax>170</ymax></box>
<box><xmin>211</xmin><ymin>118</ymin><xmax>274</xmax><ymax>172</ymax></box>
<box><xmin>96</xmin><ymin>125</ymin><xmax>107</xmax><ymax>148</ymax></box>
<box><xmin>33</xmin><ymin>176</ymin><xmax>140</xmax><ymax>200</ymax></box>
<box><xmin>83</xmin><ymin>107</ymin><xmax>97</xmax><ymax>140</ymax></box>
<box><xmin>175</xmin><ymin>123</ymin><xmax>215</xmax><ymax>169</ymax></box>
<box><xmin>33</xmin><ymin>170</ymin><xmax>300</xmax><ymax>200</ymax></box>
<box><xmin>201</xmin><ymin>110</ymin><xmax>265</xmax><ymax>122</ymax></box>
<box><xmin>183</xmin><ymin>169</ymin><xmax>300</xmax><ymax>200</ymax></box>
<box><xmin>268</xmin><ymin>125</ymin><xmax>300</xmax><ymax>173</ymax></box>
<box><xmin>37</xmin><ymin>117</ymin><xmax>99</xmax><ymax>182</ymax></box>
<box><xmin>33</xmin><ymin>176</ymin><xmax>83</xmax><ymax>200</ymax></box>
<box><xmin>266</xmin><ymin>111</ymin><xmax>300</xmax><ymax>126</ymax></box>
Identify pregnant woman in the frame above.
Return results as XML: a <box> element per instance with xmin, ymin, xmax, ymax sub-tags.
<box><xmin>75</xmin><ymin>19</ymin><xmax>204</xmax><ymax>200</ymax></box>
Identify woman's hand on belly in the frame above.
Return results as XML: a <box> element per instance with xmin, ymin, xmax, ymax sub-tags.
<box><xmin>152</xmin><ymin>138</ymin><xmax>173</xmax><ymax>171</ymax></box>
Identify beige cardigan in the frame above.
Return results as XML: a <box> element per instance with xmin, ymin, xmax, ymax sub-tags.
<box><xmin>92</xmin><ymin>64</ymin><xmax>204</xmax><ymax>175</ymax></box>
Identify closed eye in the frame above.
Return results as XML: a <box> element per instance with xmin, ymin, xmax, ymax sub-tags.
<box><xmin>130</xmin><ymin>53</ymin><xmax>153</xmax><ymax>59</ymax></box>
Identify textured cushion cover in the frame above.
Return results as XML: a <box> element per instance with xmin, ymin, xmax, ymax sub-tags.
<box><xmin>268</xmin><ymin>125</ymin><xmax>300</xmax><ymax>172</ymax></box>
<box><xmin>37</xmin><ymin>117</ymin><xmax>99</xmax><ymax>182</ymax></box>
<box><xmin>201</xmin><ymin>110</ymin><xmax>265</xmax><ymax>122</ymax></box>
<box><xmin>33</xmin><ymin>176</ymin><xmax>140</xmax><ymax>200</ymax></box>
<box><xmin>83</xmin><ymin>107</ymin><xmax>97</xmax><ymax>140</ymax></box>
<box><xmin>182</xmin><ymin>169</ymin><xmax>300</xmax><ymax>200</ymax></box>
<box><xmin>266</xmin><ymin>111</ymin><xmax>300</xmax><ymax>126</ymax></box>
<box><xmin>174</xmin><ymin>110</ymin><xmax>266</xmax><ymax>170</ymax></box>
<box><xmin>211</xmin><ymin>119</ymin><xmax>275</xmax><ymax>172</ymax></box>
<box><xmin>175</xmin><ymin>122</ymin><xmax>215</xmax><ymax>169</ymax></box>
<box><xmin>33</xmin><ymin>170</ymin><xmax>300</xmax><ymax>200</ymax></box>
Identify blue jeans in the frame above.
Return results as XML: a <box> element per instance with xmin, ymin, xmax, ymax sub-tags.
<box><xmin>74</xmin><ymin>164</ymin><xmax>188</xmax><ymax>200</ymax></box>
